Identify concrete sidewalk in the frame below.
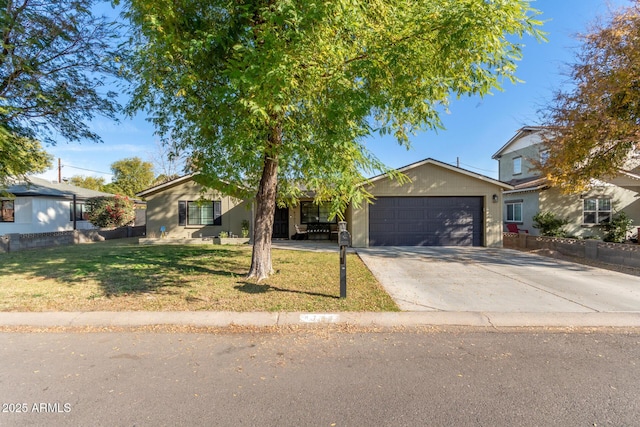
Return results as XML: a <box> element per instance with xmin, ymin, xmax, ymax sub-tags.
<box><xmin>1</xmin><ymin>311</ymin><xmax>640</xmax><ymax>329</ymax></box>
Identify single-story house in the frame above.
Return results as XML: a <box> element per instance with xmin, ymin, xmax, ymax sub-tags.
<box><xmin>137</xmin><ymin>174</ymin><xmax>253</xmax><ymax>239</ymax></box>
<box><xmin>137</xmin><ymin>158</ymin><xmax>513</xmax><ymax>248</ymax></box>
<box><xmin>0</xmin><ymin>177</ymin><xmax>119</xmax><ymax>235</ymax></box>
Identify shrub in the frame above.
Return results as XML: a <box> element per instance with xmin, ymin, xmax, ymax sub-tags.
<box><xmin>86</xmin><ymin>195</ymin><xmax>135</xmax><ymax>228</ymax></box>
<box><xmin>532</xmin><ymin>211</ymin><xmax>569</xmax><ymax>237</ymax></box>
<box><xmin>241</xmin><ymin>220</ymin><xmax>250</xmax><ymax>238</ymax></box>
<box><xmin>602</xmin><ymin>211</ymin><xmax>633</xmax><ymax>243</ymax></box>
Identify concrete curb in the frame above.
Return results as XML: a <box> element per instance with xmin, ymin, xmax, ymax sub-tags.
<box><xmin>1</xmin><ymin>311</ymin><xmax>640</xmax><ymax>328</ymax></box>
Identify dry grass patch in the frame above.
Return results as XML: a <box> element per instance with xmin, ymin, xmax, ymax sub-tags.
<box><xmin>0</xmin><ymin>239</ymin><xmax>398</xmax><ymax>312</ymax></box>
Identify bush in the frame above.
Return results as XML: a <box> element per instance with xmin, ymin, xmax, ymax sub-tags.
<box><xmin>603</xmin><ymin>211</ymin><xmax>633</xmax><ymax>243</ymax></box>
<box><xmin>532</xmin><ymin>211</ymin><xmax>569</xmax><ymax>237</ymax></box>
<box><xmin>87</xmin><ymin>195</ymin><xmax>135</xmax><ymax>228</ymax></box>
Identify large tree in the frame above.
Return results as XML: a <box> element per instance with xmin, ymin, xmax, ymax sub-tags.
<box><xmin>122</xmin><ymin>0</ymin><xmax>543</xmax><ymax>280</ymax></box>
<box><xmin>540</xmin><ymin>1</ymin><xmax>640</xmax><ymax>192</ymax></box>
<box><xmin>0</xmin><ymin>0</ymin><xmax>121</xmax><ymax>185</ymax></box>
<box><xmin>0</xmin><ymin>128</ymin><xmax>51</xmax><ymax>188</ymax></box>
<box><xmin>105</xmin><ymin>157</ymin><xmax>155</xmax><ymax>197</ymax></box>
<box><xmin>70</xmin><ymin>175</ymin><xmax>107</xmax><ymax>192</ymax></box>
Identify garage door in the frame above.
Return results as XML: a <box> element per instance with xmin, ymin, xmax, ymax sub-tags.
<box><xmin>369</xmin><ymin>197</ymin><xmax>483</xmax><ymax>246</ymax></box>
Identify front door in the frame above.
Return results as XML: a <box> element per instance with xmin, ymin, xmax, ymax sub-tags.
<box><xmin>272</xmin><ymin>207</ymin><xmax>289</xmax><ymax>239</ymax></box>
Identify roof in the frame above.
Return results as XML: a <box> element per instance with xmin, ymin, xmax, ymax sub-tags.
<box><xmin>137</xmin><ymin>159</ymin><xmax>515</xmax><ymax>198</ymax></box>
<box><xmin>136</xmin><ymin>173</ymin><xmax>198</xmax><ymax>198</ymax></box>
<box><xmin>4</xmin><ymin>177</ymin><xmax>115</xmax><ymax>199</ymax></box>
<box><xmin>366</xmin><ymin>158</ymin><xmax>514</xmax><ymax>190</ymax></box>
<box><xmin>491</xmin><ymin>126</ymin><xmax>549</xmax><ymax>160</ymax></box>
<box><xmin>503</xmin><ymin>178</ymin><xmax>549</xmax><ymax>195</ymax></box>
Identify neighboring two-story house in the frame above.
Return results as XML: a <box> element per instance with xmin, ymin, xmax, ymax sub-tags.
<box><xmin>492</xmin><ymin>126</ymin><xmax>640</xmax><ymax>238</ymax></box>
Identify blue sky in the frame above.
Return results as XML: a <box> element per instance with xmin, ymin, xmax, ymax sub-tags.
<box><xmin>36</xmin><ymin>0</ymin><xmax>631</xmax><ymax>183</ymax></box>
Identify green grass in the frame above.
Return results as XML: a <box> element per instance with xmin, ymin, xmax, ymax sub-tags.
<box><xmin>0</xmin><ymin>239</ymin><xmax>399</xmax><ymax>312</ymax></box>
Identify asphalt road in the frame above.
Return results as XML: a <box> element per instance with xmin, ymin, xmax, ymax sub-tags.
<box><xmin>1</xmin><ymin>327</ymin><xmax>639</xmax><ymax>426</ymax></box>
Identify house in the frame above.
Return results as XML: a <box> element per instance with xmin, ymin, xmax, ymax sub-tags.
<box><xmin>136</xmin><ymin>174</ymin><xmax>253</xmax><ymax>239</ymax></box>
<box><xmin>0</xmin><ymin>177</ymin><xmax>118</xmax><ymax>235</ymax></box>
<box><xmin>492</xmin><ymin>126</ymin><xmax>640</xmax><ymax>238</ymax></box>
<box><xmin>137</xmin><ymin>158</ymin><xmax>512</xmax><ymax>247</ymax></box>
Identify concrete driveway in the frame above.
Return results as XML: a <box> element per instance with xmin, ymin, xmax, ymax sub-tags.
<box><xmin>356</xmin><ymin>247</ymin><xmax>640</xmax><ymax>312</ymax></box>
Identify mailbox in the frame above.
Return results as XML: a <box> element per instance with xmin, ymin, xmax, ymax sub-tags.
<box><xmin>338</xmin><ymin>230</ymin><xmax>351</xmax><ymax>247</ymax></box>
<box><xmin>337</xmin><ymin>221</ymin><xmax>351</xmax><ymax>247</ymax></box>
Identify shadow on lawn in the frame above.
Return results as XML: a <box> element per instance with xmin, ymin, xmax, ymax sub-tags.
<box><xmin>0</xmin><ymin>242</ymin><xmax>249</xmax><ymax>297</ymax></box>
<box><xmin>234</xmin><ymin>282</ymin><xmax>339</xmax><ymax>299</ymax></box>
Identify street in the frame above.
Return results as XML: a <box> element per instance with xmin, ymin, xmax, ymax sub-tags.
<box><xmin>1</xmin><ymin>327</ymin><xmax>639</xmax><ymax>426</ymax></box>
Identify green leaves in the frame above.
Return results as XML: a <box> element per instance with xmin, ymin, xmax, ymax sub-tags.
<box><xmin>86</xmin><ymin>195</ymin><xmax>136</xmax><ymax>228</ymax></box>
<box><xmin>123</xmin><ymin>0</ymin><xmax>543</xmax><ymax>212</ymax></box>
<box><xmin>0</xmin><ymin>0</ymin><xmax>122</xmax><ymax>186</ymax></box>
<box><xmin>108</xmin><ymin>157</ymin><xmax>155</xmax><ymax>197</ymax></box>
<box><xmin>0</xmin><ymin>125</ymin><xmax>52</xmax><ymax>188</ymax></box>
<box><xmin>0</xmin><ymin>0</ymin><xmax>122</xmax><ymax>146</ymax></box>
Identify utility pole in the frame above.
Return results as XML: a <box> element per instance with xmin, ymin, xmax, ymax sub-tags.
<box><xmin>58</xmin><ymin>158</ymin><xmax>62</xmax><ymax>183</ymax></box>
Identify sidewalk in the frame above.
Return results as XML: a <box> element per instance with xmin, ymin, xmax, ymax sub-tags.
<box><xmin>1</xmin><ymin>311</ymin><xmax>640</xmax><ymax>329</ymax></box>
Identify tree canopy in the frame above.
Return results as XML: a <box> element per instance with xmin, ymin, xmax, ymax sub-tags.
<box><xmin>540</xmin><ymin>1</ymin><xmax>640</xmax><ymax>192</ymax></box>
<box><xmin>70</xmin><ymin>175</ymin><xmax>107</xmax><ymax>192</ymax></box>
<box><xmin>0</xmin><ymin>128</ymin><xmax>51</xmax><ymax>188</ymax></box>
<box><xmin>105</xmin><ymin>157</ymin><xmax>155</xmax><ymax>197</ymax></box>
<box><xmin>0</xmin><ymin>0</ymin><xmax>121</xmax><ymax>185</ymax></box>
<box><xmin>122</xmin><ymin>0</ymin><xmax>544</xmax><ymax>279</ymax></box>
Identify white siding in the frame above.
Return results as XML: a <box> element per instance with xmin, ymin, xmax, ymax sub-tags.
<box><xmin>0</xmin><ymin>197</ymin><xmax>98</xmax><ymax>235</ymax></box>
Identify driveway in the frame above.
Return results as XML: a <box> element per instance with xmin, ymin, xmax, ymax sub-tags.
<box><xmin>356</xmin><ymin>247</ymin><xmax>640</xmax><ymax>312</ymax></box>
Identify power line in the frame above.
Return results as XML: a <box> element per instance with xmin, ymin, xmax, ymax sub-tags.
<box><xmin>62</xmin><ymin>164</ymin><xmax>113</xmax><ymax>176</ymax></box>
<box><xmin>458</xmin><ymin>162</ymin><xmax>497</xmax><ymax>174</ymax></box>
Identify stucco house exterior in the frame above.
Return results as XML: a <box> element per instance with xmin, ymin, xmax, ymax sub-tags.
<box><xmin>137</xmin><ymin>158</ymin><xmax>512</xmax><ymax>248</ymax></box>
<box><xmin>0</xmin><ymin>177</ymin><xmax>116</xmax><ymax>235</ymax></box>
<box><xmin>137</xmin><ymin>174</ymin><xmax>253</xmax><ymax>239</ymax></box>
<box><xmin>492</xmin><ymin>126</ymin><xmax>640</xmax><ymax>238</ymax></box>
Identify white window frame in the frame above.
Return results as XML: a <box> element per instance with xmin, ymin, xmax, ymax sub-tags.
<box><xmin>506</xmin><ymin>201</ymin><xmax>523</xmax><ymax>223</ymax></box>
<box><xmin>582</xmin><ymin>198</ymin><xmax>612</xmax><ymax>225</ymax></box>
<box><xmin>513</xmin><ymin>157</ymin><xmax>522</xmax><ymax>175</ymax></box>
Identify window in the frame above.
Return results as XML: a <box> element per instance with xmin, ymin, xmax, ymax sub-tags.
<box><xmin>513</xmin><ymin>157</ymin><xmax>522</xmax><ymax>175</ymax></box>
<box><xmin>300</xmin><ymin>201</ymin><xmax>337</xmax><ymax>224</ymax></box>
<box><xmin>583</xmin><ymin>198</ymin><xmax>612</xmax><ymax>225</ymax></box>
<box><xmin>178</xmin><ymin>201</ymin><xmax>221</xmax><ymax>226</ymax></box>
<box><xmin>70</xmin><ymin>202</ymin><xmax>89</xmax><ymax>221</ymax></box>
<box><xmin>540</xmin><ymin>150</ymin><xmax>550</xmax><ymax>166</ymax></box>
<box><xmin>506</xmin><ymin>201</ymin><xmax>523</xmax><ymax>223</ymax></box>
<box><xmin>1</xmin><ymin>200</ymin><xmax>14</xmax><ymax>222</ymax></box>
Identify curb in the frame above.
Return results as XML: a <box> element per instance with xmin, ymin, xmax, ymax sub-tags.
<box><xmin>1</xmin><ymin>311</ymin><xmax>640</xmax><ymax>329</ymax></box>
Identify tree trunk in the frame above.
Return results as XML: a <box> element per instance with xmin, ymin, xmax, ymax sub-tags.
<box><xmin>247</xmin><ymin>123</ymin><xmax>281</xmax><ymax>281</ymax></box>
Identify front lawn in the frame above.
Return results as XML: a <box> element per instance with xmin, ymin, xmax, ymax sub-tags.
<box><xmin>0</xmin><ymin>239</ymin><xmax>398</xmax><ymax>312</ymax></box>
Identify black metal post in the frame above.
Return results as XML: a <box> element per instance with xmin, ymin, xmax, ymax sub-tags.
<box><xmin>340</xmin><ymin>245</ymin><xmax>347</xmax><ymax>299</ymax></box>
